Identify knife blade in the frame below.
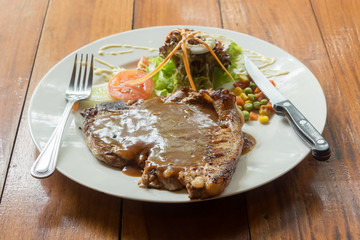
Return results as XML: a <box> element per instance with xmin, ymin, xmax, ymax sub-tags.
<box><xmin>244</xmin><ymin>56</ymin><xmax>330</xmax><ymax>161</ymax></box>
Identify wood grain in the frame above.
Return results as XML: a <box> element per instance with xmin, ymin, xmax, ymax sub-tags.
<box><xmin>0</xmin><ymin>0</ymin><xmax>133</xmax><ymax>239</ymax></box>
<box><xmin>1</xmin><ymin>0</ymin><xmax>359</xmax><ymax>239</ymax></box>
<box><xmin>123</xmin><ymin>1</ymin><xmax>250</xmax><ymax>239</ymax></box>
<box><xmin>122</xmin><ymin>196</ymin><xmax>250</xmax><ymax>240</ymax></box>
<box><xmin>133</xmin><ymin>0</ymin><xmax>222</xmax><ymax>28</ymax></box>
<box><xmin>0</xmin><ymin>0</ymin><xmax>48</xmax><ymax>196</ymax></box>
<box><xmin>221</xmin><ymin>0</ymin><xmax>360</xmax><ymax>238</ymax></box>
<box><xmin>310</xmin><ymin>0</ymin><xmax>360</xmax><ymax>238</ymax></box>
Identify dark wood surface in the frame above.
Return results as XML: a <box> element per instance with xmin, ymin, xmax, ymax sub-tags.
<box><xmin>1</xmin><ymin>0</ymin><xmax>359</xmax><ymax>239</ymax></box>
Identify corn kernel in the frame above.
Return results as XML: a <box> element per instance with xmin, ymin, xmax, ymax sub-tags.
<box><xmin>240</xmin><ymin>93</ymin><xmax>248</xmax><ymax>101</ymax></box>
<box><xmin>259</xmin><ymin>115</ymin><xmax>269</xmax><ymax>124</ymax></box>
<box><xmin>233</xmin><ymin>87</ymin><xmax>242</xmax><ymax>96</ymax></box>
<box><xmin>259</xmin><ymin>105</ymin><xmax>271</xmax><ymax>116</ymax></box>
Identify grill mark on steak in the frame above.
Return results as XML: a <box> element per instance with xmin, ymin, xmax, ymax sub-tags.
<box><xmin>81</xmin><ymin>88</ymin><xmax>244</xmax><ymax>199</ymax></box>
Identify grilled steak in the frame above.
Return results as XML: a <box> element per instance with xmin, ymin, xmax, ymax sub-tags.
<box><xmin>81</xmin><ymin>88</ymin><xmax>244</xmax><ymax>199</ymax></box>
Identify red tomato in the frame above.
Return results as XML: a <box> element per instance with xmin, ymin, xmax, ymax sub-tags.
<box><xmin>108</xmin><ymin>70</ymin><xmax>153</xmax><ymax>101</ymax></box>
<box><xmin>137</xmin><ymin>56</ymin><xmax>149</xmax><ymax>71</ymax></box>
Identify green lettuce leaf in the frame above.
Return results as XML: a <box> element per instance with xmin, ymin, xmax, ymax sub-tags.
<box><xmin>213</xmin><ymin>41</ymin><xmax>242</xmax><ymax>89</ymax></box>
<box><xmin>148</xmin><ymin>57</ymin><xmax>176</xmax><ymax>96</ymax></box>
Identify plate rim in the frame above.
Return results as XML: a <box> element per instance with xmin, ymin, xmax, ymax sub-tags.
<box><xmin>28</xmin><ymin>25</ymin><xmax>327</xmax><ymax>203</ymax></box>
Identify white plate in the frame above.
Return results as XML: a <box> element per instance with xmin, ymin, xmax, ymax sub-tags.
<box><xmin>28</xmin><ymin>26</ymin><xmax>327</xmax><ymax>203</ymax></box>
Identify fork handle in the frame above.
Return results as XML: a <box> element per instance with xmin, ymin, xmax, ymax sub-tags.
<box><xmin>30</xmin><ymin>99</ymin><xmax>76</xmax><ymax>178</ymax></box>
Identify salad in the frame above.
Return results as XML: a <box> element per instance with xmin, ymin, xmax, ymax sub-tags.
<box><xmin>85</xmin><ymin>28</ymin><xmax>285</xmax><ymax>123</ymax></box>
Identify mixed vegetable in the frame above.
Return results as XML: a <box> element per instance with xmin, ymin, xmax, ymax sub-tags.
<box><xmin>232</xmin><ymin>79</ymin><xmax>276</xmax><ymax>124</ymax></box>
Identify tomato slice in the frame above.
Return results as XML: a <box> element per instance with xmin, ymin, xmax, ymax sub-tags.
<box><xmin>137</xmin><ymin>56</ymin><xmax>149</xmax><ymax>72</ymax></box>
<box><xmin>108</xmin><ymin>70</ymin><xmax>153</xmax><ymax>101</ymax></box>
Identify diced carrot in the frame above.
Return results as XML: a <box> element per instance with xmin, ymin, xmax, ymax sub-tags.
<box><xmin>249</xmin><ymin>111</ymin><xmax>258</xmax><ymax>120</ymax></box>
<box><xmin>266</xmin><ymin>101</ymin><xmax>274</xmax><ymax>111</ymax></box>
<box><xmin>256</xmin><ymin>92</ymin><xmax>266</xmax><ymax>101</ymax></box>
<box><xmin>236</xmin><ymin>96</ymin><xmax>245</xmax><ymax>106</ymax></box>
<box><xmin>254</xmin><ymin>87</ymin><xmax>260</xmax><ymax>94</ymax></box>
<box><xmin>269</xmin><ymin>80</ymin><xmax>276</xmax><ymax>87</ymax></box>
<box><xmin>72</xmin><ymin>102</ymin><xmax>79</xmax><ymax>111</ymax></box>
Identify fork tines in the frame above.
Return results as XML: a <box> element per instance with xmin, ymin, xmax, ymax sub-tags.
<box><xmin>70</xmin><ymin>53</ymin><xmax>93</xmax><ymax>93</ymax></box>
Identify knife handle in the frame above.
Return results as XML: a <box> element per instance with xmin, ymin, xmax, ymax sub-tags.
<box><xmin>273</xmin><ymin>100</ymin><xmax>331</xmax><ymax>161</ymax></box>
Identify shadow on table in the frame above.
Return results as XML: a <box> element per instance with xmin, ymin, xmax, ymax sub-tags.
<box><xmin>121</xmin><ymin>155</ymin><xmax>323</xmax><ymax>240</ymax></box>
<box><xmin>244</xmin><ymin>155</ymin><xmax>324</xmax><ymax>238</ymax></box>
<box><xmin>37</xmin><ymin>154</ymin><xmax>322</xmax><ymax>239</ymax></box>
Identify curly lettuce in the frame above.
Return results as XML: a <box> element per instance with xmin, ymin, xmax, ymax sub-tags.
<box><xmin>148</xmin><ymin>40</ymin><xmax>243</xmax><ymax>96</ymax></box>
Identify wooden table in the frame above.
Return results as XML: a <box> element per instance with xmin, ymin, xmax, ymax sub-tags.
<box><xmin>1</xmin><ymin>0</ymin><xmax>359</xmax><ymax>239</ymax></box>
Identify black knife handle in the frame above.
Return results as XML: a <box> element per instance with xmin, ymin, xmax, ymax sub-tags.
<box><xmin>273</xmin><ymin>100</ymin><xmax>331</xmax><ymax>161</ymax></box>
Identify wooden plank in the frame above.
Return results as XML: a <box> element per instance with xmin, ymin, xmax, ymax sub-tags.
<box><xmin>0</xmin><ymin>0</ymin><xmax>133</xmax><ymax>239</ymax></box>
<box><xmin>123</xmin><ymin>1</ymin><xmax>250</xmax><ymax>239</ymax></box>
<box><xmin>221</xmin><ymin>0</ymin><xmax>359</xmax><ymax>238</ymax></box>
<box><xmin>310</xmin><ymin>0</ymin><xmax>360</xmax><ymax>238</ymax></box>
<box><xmin>133</xmin><ymin>0</ymin><xmax>222</xmax><ymax>28</ymax></box>
<box><xmin>122</xmin><ymin>195</ymin><xmax>249</xmax><ymax>240</ymax></box>
<box><xmin>0</xmin><ymin>0</ymin><xmax>48</xmax><ymax>195</ymax></box>
<box><xmin>311</xmin><ymin>0</ymin><xmax>360</xmax><ymax>150</ymax></box>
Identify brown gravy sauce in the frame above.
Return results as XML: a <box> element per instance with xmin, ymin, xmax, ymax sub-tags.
<box><xmin>122</xmin><ymin>132</ymin><xmax>256</xmax><ymax>177</ymax></box>
<box><xmin>90</xmin><ymin>98</ymin><xmax>256</xmax><ymax>177</ymax></box>
<box><xmin>91</xmin><ymin>97</ymin><xmax>220</xmax><ymax>171</ymax></box>
<box><xmin>241</xmin><ymin>132</ymin><xmax>256</xmax><ymax>155</ymax></box>
<box><xmin>122</xmin><ymin>165</ymin><xmax>143</xmax><ymax>177</ymax></box>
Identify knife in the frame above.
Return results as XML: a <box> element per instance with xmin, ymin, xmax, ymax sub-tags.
<box><xmin>244</xmin><ymin>56</ymin><xmax>331</xmax><ymax>161</ymax></box>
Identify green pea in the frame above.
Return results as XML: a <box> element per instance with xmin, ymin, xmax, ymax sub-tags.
<box><xmin>244</xmin><ymin>87</ymin><xmax>253</xmax><ymax>94</ymax></box>
<box><xmin>260</xmin><ymin>99</ymin><xmax>268</xmax><ymax>105</ymax></box>
<box><xmin>244</xmin><ymin>102</ymin><xmax>254</xmax><ymax>111</ymax></box>
<box><xmin>248</xmin><ymin>94</ymin><xmax>256</xmax><ymax>102</ymax></box>
<box><xmin>249</xmin><ymin>81</ymin><xmax>256</xmax><ymax>89</ymax></box>
<box><xmin>253</xmin><ymin>101</ymin><xmax>261</xmax><ymax>110</ymax></box>
<box><xmin>242</xmin><ymin>110</ymin><xmax>250</xmax><ymax>121</ymax></box>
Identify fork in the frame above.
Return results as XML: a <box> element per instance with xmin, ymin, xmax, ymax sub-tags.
<box><xmin>30</xmin><ymin>53</ymin><xmax>93</xmax><ymax>178</ymax></box>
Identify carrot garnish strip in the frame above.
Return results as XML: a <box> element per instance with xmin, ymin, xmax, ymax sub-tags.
<box><xmin>182</xmin><ymin>40</ymin><xmax>197</xmax><ymax>90</ymax></box>
<box><xmin>195</xmin><ymin>38</ymin><xmax>236</xmax><ymax>82</ymax></box>
<box><xmin>127</xmin><ymin>40</ymin><xmax>183</xmax><ymax>85</ymax></box>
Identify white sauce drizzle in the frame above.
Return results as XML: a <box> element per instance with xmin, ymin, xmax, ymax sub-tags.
<box><xmin>97</xmin><ymin>44</ymin><xmax>157</xmax><ymax>55</ymax></box>
<box><xmin>110</xmin><ymin>50</ymin><xmax>134</xmax><ymax>55</ymax></box>
<box><xmin>242</xmin><ymin>49</ymin><xmax>276</xmax><ymax>69</ymax></box>
<box><xmin>133</xmin><ymin>46</ymin><xmax>157</xmax><ymax>52</ymax></box>
<box><xmin>93</xmin><ymin>57</ymin><xmax>125</xmax><ymax>81</ymax></box>
<box><xmin>100</xmin><ymin>44</ymin><xmax>123</xmax><ymax>50</ymax></box>
<box><xmin>94</xmin><ymin>44</ymin><xmax>159</xmax><ymax>81</ymax></box>
<box><xmin>234</xmin><ymin>49</ymin><xmax>289</xmax><ymax>78</ymax></box>
<box><xmin>94</xmin><ymin>57</ymin><xmax>115</xmax><ymax>69</ymax></box>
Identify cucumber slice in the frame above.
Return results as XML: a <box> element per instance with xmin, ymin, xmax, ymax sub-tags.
<box><xmin>79</xmin><ymin>82</ymin><xmax>115</xmax><ymax>108</ymax></box>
